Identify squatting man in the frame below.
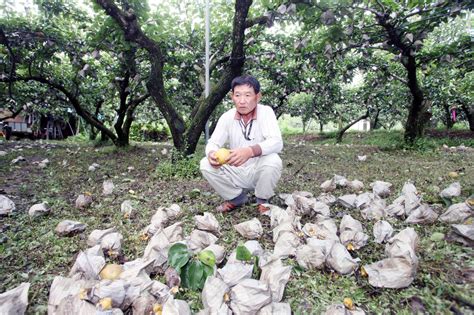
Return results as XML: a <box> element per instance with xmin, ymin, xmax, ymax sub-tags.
<box><xmin>200</xmin><ymin>75</ymin><xmax>283</xmax><ymax>213</ymax></box>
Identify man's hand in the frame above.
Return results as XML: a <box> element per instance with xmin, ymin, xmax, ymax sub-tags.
<box><xmin>228</xmin><ymin>147</ymin><xmax>253</xmax><ymax>167</ymax></box>
<box><xmin>207</xmin><ymin>151</ymin><xmax>221</xmax><ymax>168</ymax></box>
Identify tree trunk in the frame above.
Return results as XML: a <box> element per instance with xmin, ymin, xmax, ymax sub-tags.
<box><xmin>402</xmin><ymin>55</ymin><xmax>431</xmax><ymax>143</ymax></box>
<box><xmin>376</xmin><ymin>15</ymin><xmax>430</xmax><ymax>143</ymax></box>
<box><xmin>461</xmin><ymin>104</ymin><xmax>474</xmax><ymax>131</ymax></box>
<box><xmin>443</xmin><ymin>105</ymin><xmax>454</xmax><ymax>129</ymax></box>
<box><xmin>336</xmin><ymin>110</ymin><xmax>369</xmax><ymax>143</ymax></box>
<box><xmin>370</xmin><ymin>108</ymin><xmax>381</xmax><ymax>130</ymax></box>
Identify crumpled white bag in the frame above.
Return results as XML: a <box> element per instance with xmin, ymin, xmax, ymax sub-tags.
<box><xmin>102</xmin><ymin>180</ymin><xmax>115</xmax><ymax>195</ymax></box>
<box><xmin>306</xmin><ymin>219</ymin><xmax>339</xmax><ymax>241</ymax></box>
<box><xmin>316</xmin><ymin>193</ymin><xmax>337</xmax><ymax>206</ymax></box>
<box><xmin>373</xmin><ymin>220</ymin><xmax>393</xmax><ymax>244</ymax></box>
<box><xmin>268</xmin><ymin>205</ymin><xmax>292</xmax><ymax>228</ymax></box>
<box><xmin>307</xmin><ymin>238</ymin><xmax>338</xmax><ymax>258</ymax></box>
<box><xmin>339</xmin><ymin>215</ymin><xmax>368</xmax><ymax>249</ymax></box>
<box><xmin>296</xmin><ymin>244</ymin><xmax>326</xmax><ymax>269</ymax></box>
<box><xmin>121</xmin><ymin>200</ymin><xmax>134</xmax><ymax>217</ymax></box>
<box><xmin>162</xmin><ymin>296</ymin><xmax>191</xmax><ymax>315</ymax></box>
<box><xmin>301</xmin><ymin>223</ymin><xmax>318</xmax><ymax>238</ymax></box>
<box><xmin>333</xmin><ymin>175</ymin><xmax>348</xmax><ymax>188</ymax></box>
<box><xmin>273</xmin><ymin>232</ymin><xmax>300</xmax><ymax>258</ymax></box>
<box><xmin>400</xmin><ymin>183</ymin><xmax>422</xmax><ymax>215</ymax></box>
<box><xmin>364</xmin><ymin>257</ymin><xmax>417</xmax><ymax>288</ymax></box>
<box><xmin>195</xmin><ymin>212</ymin><xmax>221</xmax><ymax>234</ymax></box>
<box><xmin>360</xmin><ymin>199</ymin><xmax>386</xmax><ymax>221</ymax></box>
<box><xmin>48</xmin><ymin>276</ymin><xmax>97</xmax><ymax>315</ymax></box>
<box><xmin>451</xmin><ymin>224</ymin><xmax>474</xmax><ymax>246</ymax></box>
<box><xmin>292</xmin><ymin>192</ymin><xmax>317</xmax><ymax>215</ymax></box>
<box><xmin>69</xmin><ymin>245</ymin><xmax>106</xmax><ymax>280</ymax></box>
<box><xmin>259</xmin><ymin>258</ymin><xmax>291</xmax><ymax>302</ymax></box>
<box><xmin>28</xmin><ymin>202</ymin><xmax>50</xmax><ymax>217</ymax></box>
<box><xmin>385</xmin><ymin>228</ymin><xmax>418</xmax><ymax>266</ymax></box>
<box><xmin>355</xmin><ymin>192</ymin><xmax>379</xmax><ymax>209</ymax></box>
<box><xmin>143</xmin><ymin>222</ymin><xmax>184</xmax><ymax>268</ymax></box>
<box><xmin>201</xmin><ymin>276</ymin><xmax>230</xmax><ymax>313</ymax></box>
<box><xmin>131</xmin><ymin>292</ymin><xmax>157</xmax><ymax>315</ymax></box>
<box><xmin>234</xmin><ymin>218</ymin><xmax>263</xmax><ymax>239</ymax></box>
<box><xmin>257</xmin><ymin>302</ymin><xmax>291</xmax><ymax>315</ymax></box>
<box><xmin>0</xmin><ymin>282</ymin><xmax>30</xmax><ymax>315</ymax></box>
<box><xmin>405</xmin><ymin>204</ymin><xmax>438</xmax><ymax>224</ymax></box>
<box><xmin>87</xmin><ymin>227</ymin><xmax>117</xmax><ymax>247</ymax></box>
<box><xmin>86</xmin><ymin>279</ymin><xmax>127</xmax><ymax>308</ymax></box>
<box><xmin>337</xmin><ymin>194</ymin><xmax>357</xmax><ymax>209</ymax></box>
<box><xmin>439</xmin><ymin>182</ymin><xmax>461</xmax><ymax>199</ymax></box>
<box><xmin>0</xmin><ymin>195</ymin><xmax>16</xmax><ymax>215</ymax></box>
<box><xmin>370</xmin><ymin>181</ymin><xmax>392</xmax><ymax>198</ymax></box>
<box><xmin>339</xmin><ymin>231</ymin><xmax>368</xmax><ymax>250</ymax></box>
<box><xmin>230</xmin><ymin>279</ymin><xmax>272</xmax><ymax>315</ymax></box>
<box><xmin>326</xmin><ymin>243</ymin><xmax>359</xmax><ymax>275</ymax></box>
<box><xmin>187</xmin><ymin>229</ymin><xmax>218</xmax><ymax>253</ymax></box>
<box><xmin>401</xmin><ymin>182</ymin><xmax>418</xmax><ymax>196</ymax></box>
<box><xmin>340</xmin><ymin>215</ymin><xmax>363</xmax><ymax>233</ymax></box>
<box><xmin>217</xmin><ymin>263</ymin><xmax>254</xmax><ymax>287</ymax></box>
<box><xmin>320</xmin><ymin>179</ymin><xmax>336</xmax><ymax>193</ymax></box>
<box><xmin>75</xmin><ymin>194</ymin><xmax>92</xmax><ymax>209</ymax></box>
<box><xmin>55</xmin><ymin>220</ymin><xmax>87</xmax><ymax>236</ymax></box>
<box><xmin>273</xmin><ymin>218</ymin><xmax>298</xmax><ymax>243</ymax></box>
<box><xmin>290</xmin><ymin>192</ymin><xmax>330</xmax><ymax>217</ymax></box>
<box><xmin>439</xmin><ymin>203</ymin><xmax>472</xmax><ymax>223</ymax></box>
<box><xmin>385</xmin><ymin>200</ymin><xmax>406</xmax><ymax>217</ymax></box>
<box><xmin>348</xmin><ymin>179</ymin><xmax>364</xmax><ymax>192</ymax></box>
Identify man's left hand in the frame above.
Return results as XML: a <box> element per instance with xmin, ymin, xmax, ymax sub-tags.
<box><xmin>228</xmin><ymin>147</ymin><xmax>253</xmax><ymax>167</ymax></box>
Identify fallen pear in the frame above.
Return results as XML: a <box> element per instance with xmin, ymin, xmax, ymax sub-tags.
<box><xmin>343</xmin><ymin>297</ymin><xmax>354</xmax><ymax>310</ymax></box>
<box><xmin>448</xmin><ymin>171</ymin><xmax>459</xmax><ymax>179</ymax></box>
<box><xmin>99</xmin><ymin>264</ymin><xmax>123</xmax><ymax>280</ymax></box>
<box><xmin>98</xmin><ymin>297</ymin><xmax>113</xmax><ymax>310</ymax></box>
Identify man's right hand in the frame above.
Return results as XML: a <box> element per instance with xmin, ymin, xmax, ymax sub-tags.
<box><xmin>207</xmin><ymin>151</ymin><xmax>221</xmax><ymax>168</ymax></box>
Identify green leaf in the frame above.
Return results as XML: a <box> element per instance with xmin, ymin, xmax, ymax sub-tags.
<box><xmin>202</xmin><ymin>264</ymin><xmax>214</xmax><ymax>279</ymax></box>
<box><xmin>186</xmin><ymin>260</ymin><xmax>204</xmax><ymax>290</ymax></box>
<box><xmin>236</xmin><ymin>244</ymin><xmax>252</xmax><ymax>262</ymax></box>
<box><xmin>168</xmin><ymin>243</ymin><xmax>190</xmax><ymax>272</ymax></box>
<box><xmin>441</xmin><ymin>197</ymin><xmax>452</xmax><ymax>207</ymax></box>
<box><xmin>198</xmin><ymin>250</ymin><xmax>216</xmax><ymax>267</ymax></box>
<box><xmin>253</xmin><ymin>256</ymin><xmax>261</xmax><ymax>279</ymax></box>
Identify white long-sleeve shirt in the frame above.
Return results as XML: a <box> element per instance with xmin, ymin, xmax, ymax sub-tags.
<box><xmin>205</xmin><ymin>104</ymin><xmax>283</xmax><ymax>166</ymax></box>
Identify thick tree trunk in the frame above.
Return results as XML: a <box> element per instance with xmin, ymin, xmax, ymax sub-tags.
<box><xmin>402</xmin><ymin>55</ymin><xmax>431</xmax><ymax>143</ymax></box>
<box><xmin>376</xmin><ymin>14</ymin><xmax>430</xmax><ymax>143</ymax></box>
<box><xmin>336</xmin><ymin>110</ymin><xmax>369</xmax><ymax>143</ymax></box>
<box><xmin>370</xmin><ymin>108</ymin><xmax>381</xmax><ymax>130</ymax></box>
<box><xmin>443</xmin><ymin>105</ymin><xmax>454</xmax><ymax>129</ymax></box>
<box><xmin>461</xmin><ymin>104</ymin><xmax>474</xmax><ymax>131</ymax></box>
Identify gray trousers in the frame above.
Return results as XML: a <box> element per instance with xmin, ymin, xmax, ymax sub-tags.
<box><xmin>200</xmin><ymin>153</ymin><xmax>282</xmax><ymax>201</ymax></box>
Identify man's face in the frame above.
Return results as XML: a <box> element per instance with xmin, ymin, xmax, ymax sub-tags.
<box><xmin>231</xmin><ymin>84</ymin><xmax>261</xmax><ymax>115</ymax></box>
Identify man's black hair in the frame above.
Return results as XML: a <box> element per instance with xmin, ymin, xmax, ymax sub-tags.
<box><xmin>231</xmin><ymin>75</ymin><xmax>260</xmax><ymax>94</ymax></box>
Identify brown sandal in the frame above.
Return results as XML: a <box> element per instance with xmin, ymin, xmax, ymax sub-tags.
<box><xmin>257</xmin><ymin>204</ymin><xmax>270</xmax><ymax>214</ymax></box>
<box><xmin>216</xmin><ymin>201</ymin><xmax>238</xmax><ymax>213</ymax></box>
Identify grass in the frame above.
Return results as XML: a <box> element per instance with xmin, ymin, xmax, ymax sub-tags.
<box><xmin>0</xmin><ymin>130</ymin><xmax>473</xmax><ymax>314</ymax></box>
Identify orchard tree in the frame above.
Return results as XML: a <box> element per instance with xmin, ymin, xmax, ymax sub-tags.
<box><xmin>94</xmin><ymin>0</ymin><xmax>298</xmax><ymax>155</ymax></box>
<box><xmin>295</xmin><ymin>0</ymin><xmax>472</xmax><ymax>142</ymax></box>
<box><xmin>0</xmin><ymin>3</ymin><xmax>152</xmax><ymax>145</ymax></box>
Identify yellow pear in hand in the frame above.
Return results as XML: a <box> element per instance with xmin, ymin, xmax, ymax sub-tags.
<box><xmin>215</xmin><ymin>148</ymin><xmax>230</xmax><ymax>165</ymax></box>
